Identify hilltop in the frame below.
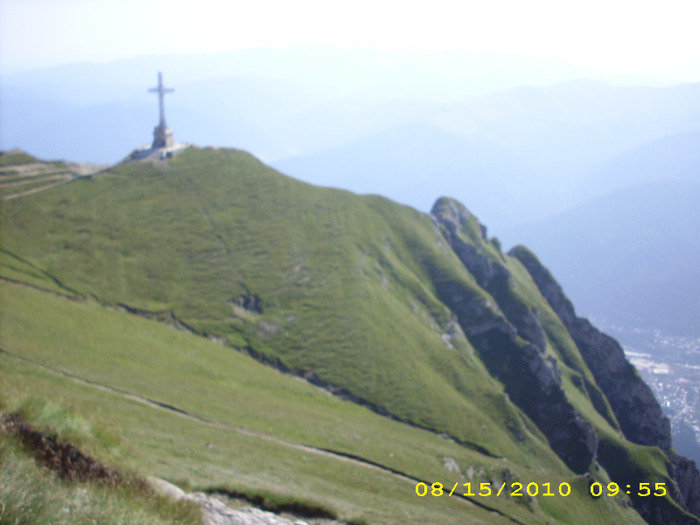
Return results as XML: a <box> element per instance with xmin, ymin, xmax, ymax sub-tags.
<box><xmin>1</xmin><ymin>147</ymin><xmax>699</xmax><ymax>524</ymax></box>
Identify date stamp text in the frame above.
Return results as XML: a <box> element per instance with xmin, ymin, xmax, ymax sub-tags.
<box><xmin>415</xmin><ymin>481</ymin><xmax>668</xmax><ymax>498</ymax></box>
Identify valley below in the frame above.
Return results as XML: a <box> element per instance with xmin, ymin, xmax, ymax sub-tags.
<box><xmin>614</xmin><ymin>326</ymin><xmax>700</xmax><ymax>466</ymax></box>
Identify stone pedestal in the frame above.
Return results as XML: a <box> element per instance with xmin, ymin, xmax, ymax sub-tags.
<box><xmin>152</xmin><ymin>124</ymin><xmax>174</xmax><ymax>149</ymax></box>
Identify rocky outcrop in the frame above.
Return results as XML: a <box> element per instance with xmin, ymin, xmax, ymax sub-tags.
<box><xmin>510</xmin><ymin>244</ymin><xmax>700</xmax><ymax>522</ymax></box>
<box><xmin>509</xmin><ymin>244</ymin><xmax>671</xmax><ymax>449</ymax></box>
<box><xmin>433</xmin><ymin>197</ymin><xmax>700</xmax><ymax>520</ymax></box>
<box><xmin>467</xmin><ymin>323</ymin><xmax>598</xmax><ymax>473</ymax></box>
<box><xmin>669</xmin><ymin>452</ymin><xmax>700</xmax><ymax>518</ymax></box>
<box><xmin>431</xmin><ymin>198</ymin><xmax>546</xmax><ymax>352</ymax></box>
<box><xmin>233</xmin><ymin>293</ymin><xmax>264</xmax><ymax>313</ymax></box>
<box><xmin>431</xmin><ymin>198</ymin><xmax>597</xmax><ymax>473</ymax></box>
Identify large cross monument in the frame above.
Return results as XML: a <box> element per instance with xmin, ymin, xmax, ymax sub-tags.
<box><xmin>149</xmin><ymin>72</ymin><xmax>175</xmax><ymax>149</ymax></box>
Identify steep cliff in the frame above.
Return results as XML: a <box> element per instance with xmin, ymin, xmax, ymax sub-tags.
<box><xmin>429</xmin><ymin>197</ymin><xmax>700</xmax><ymax>523</ymax></box>
<box><xmin>509</xmin><ymin>244</ymin><xmax>671</xmax><ymax>448</ymax></box>
<box><xmin>431</xmin><ymin>197</ymin><xmax>597</xmax><ymax>474</ymax></box>
<box><xmin>670</xmin><ymin>452</ymin><xmax>700</xmax><ymax>517</ymax></box>
<box><xmin>510</xmin><ymin>243</ymin><xmax>700</xmax><ymax>521</ymax></box>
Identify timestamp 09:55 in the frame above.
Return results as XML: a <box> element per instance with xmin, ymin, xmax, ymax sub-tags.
<box><xmin>415</xmin><ymin>481</ymin><xmax>668</xmax><ymax>498</ymax></box>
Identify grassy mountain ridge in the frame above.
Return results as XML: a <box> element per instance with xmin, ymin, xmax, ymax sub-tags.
<box><xmin>1</xmin><ymin>147</ymin><xmax>697</xmax><ymax>523</ymax></box>
<box><xmin>2</xmin><ymin>147</ymin><xmax>541</xmax><ymax>460</ymax></box>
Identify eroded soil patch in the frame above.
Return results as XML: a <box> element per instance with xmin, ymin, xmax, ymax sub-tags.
<box><xmin>0</xmin><ymin>412</ymin><xmax>130</xmax><ymax>485</ymax></box>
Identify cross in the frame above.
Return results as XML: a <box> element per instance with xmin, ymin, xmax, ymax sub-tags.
<box><xmin>148</xmin><ymin>72</ymin><xmax>174</xmax><ymax>128</ymax></box>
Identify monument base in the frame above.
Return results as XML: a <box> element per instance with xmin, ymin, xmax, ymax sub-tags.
<box><xmin>152</xmin><ymin>125</ymin><xmax>174</xmax><ymax>149</ymax></box>
<box><xmin>129</xmin><ymin>142</ymin><xmax>189</xmax><ymax>161</ymax></box>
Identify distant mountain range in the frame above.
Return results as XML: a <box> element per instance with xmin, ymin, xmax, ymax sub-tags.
<box><xmin>4</xmin><ymin>52</ymin><xmax>699</xmax><ymax>215</ymax></box>
<box><xmin>502</xmin><ymin>178</ymin><xmax>700</xmax><ymax>337</ymax></box>
<box><xmin>501</xmin><ymin>127</ymin><xmax>700</xmax><ymax>336</ymax></box>
<box><xmin>274</xmin><ymin>79</ymin><xmax>700</xmax><ymax>230</ymax></box>
<box><xmin>584</xmin><ymin>129</ymin><xmax>700</xmax><ymax>197</ymax></box>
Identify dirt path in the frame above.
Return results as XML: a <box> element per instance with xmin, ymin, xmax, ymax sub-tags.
<box><xmin>0</xmin><ymin>347</ymin><xmax>416</xmax><ymax>478</ymax></box>
<box><xmin>2</xmin><ymin>178</ymin><xmax>71</xmax><ymax>199</ymax></box>
<box><xmin>1</xmin><ymin>173</ymin><xmax>69</xmax><ymax>188</ymax></box>
<box><xmin>1</xmin><ymin>161</ymin><xmax>109</xmax><ymax>200</ymax></box>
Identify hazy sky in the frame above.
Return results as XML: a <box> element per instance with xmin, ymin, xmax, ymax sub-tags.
<box><xmin>1</xmin><ymin>0</ymin><xmax>699</xmax><ymax>79</ymax></box>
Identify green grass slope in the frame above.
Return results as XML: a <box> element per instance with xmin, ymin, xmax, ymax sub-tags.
<box><xmin>0</xmin><ymin>146</ymin><xmax>690</xmax><ymax>523</ymax></box>
<box><xmin>1</xmin><ymin>147</ymin><xmax>545</xmax><ymax>462</ymax></box>
<box><xmin>0</xmin><ymin>281</ymin><xmax>646</xmax><ymax>525</ymax></box>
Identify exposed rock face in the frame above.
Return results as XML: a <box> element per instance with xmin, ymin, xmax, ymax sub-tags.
<box><xmin>431</xmin><ymin>198</ymin><xmax>547</xmax><ymax>352</ymax></box>
<box><xmin>467</xmin><ymin>324</ymin><xmax>598</xmax><ymax>473</ymax></box>
<box><xmin>509</xmin><ymin>245</ymin><xmax>671</xmax><ymax>449</ymax></box>
<box><xmin>431</xmin><ymin>198</ymin><xmax>597</xmax><ymax>473</ymax></box>
<box><xmin>669</xmin><ymin>452</ymin><xmax>700</xmax><ymax>518</ymax></box>
<box><xmin>234</xmin><ymin>293</ymin><xmax>264</xmax><ymax>313</ymax></box>
<box><xmin>510</xmin><ymin>244</ymin><xmax>700</xmax><ymax>522</ymax></box>
<box><xmin>432</xmin><ymin>198</ymin><xmax>700</xmax><ymax>522</ymax></box>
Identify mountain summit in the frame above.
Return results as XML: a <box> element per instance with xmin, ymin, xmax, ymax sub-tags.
<box><xmin>1</xmin><ymin>147</ymin><xmax>699</xmax><ymax>524</ymax></box>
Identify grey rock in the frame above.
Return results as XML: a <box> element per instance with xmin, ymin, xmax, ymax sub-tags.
<box><xmin>510</xmin><ymin>244</ymin><xmax>700</xmax><ymax>522</ymax></box>
<box><xmin>233</xmin><ymin>293</ymin><xmax>264</xmax><ymax>313</ymax></box>
<box><xmin>431</xmin><ymin>197</ymin><xmax>597</xmax><ymax>473</ymax></box>
<box><xmin>149</xmin><ymin>478</ymin><xmax>312</xmax><ymax>525</ymax></box>
<box><xmin>432</xmin><ymin>197</ymin><xmax>547</xmax><ymax>352</ymax></box>
<box><xmin>187</xmin><ymin>493</ymin><xmax>310</xmax><ymax>525</ymax></box>
<box><xmin>669</xmin><ymin>451</ymin><xmax>700</xmax><ymax>517</ymax></box>
<box><xmin>509</xmin><ymin>244</ymin><xmax>671</xmax><ymax>449</ymax></box>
